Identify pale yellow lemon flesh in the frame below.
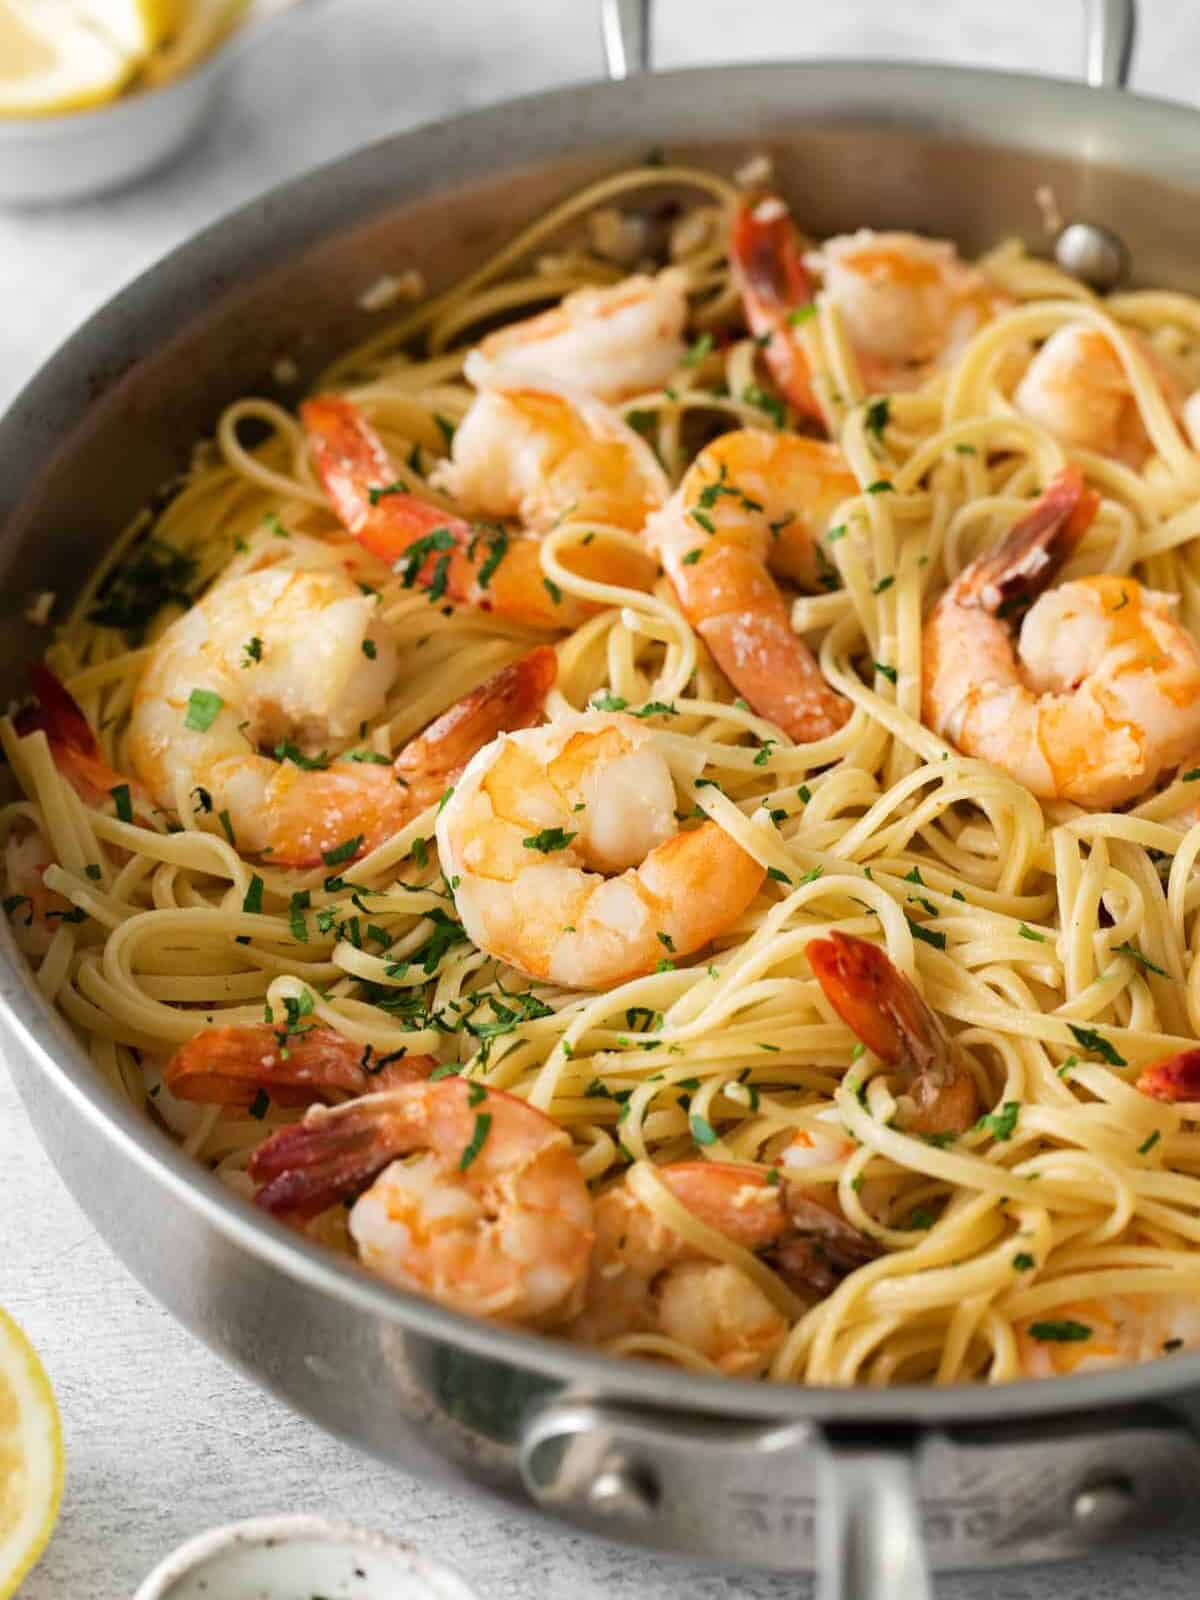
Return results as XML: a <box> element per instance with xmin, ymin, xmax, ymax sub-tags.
<box><xmin>0</xmin><ymin>1306</ymin><xmax>64</xmax><ymax>1600</ymax></box>
<box><xmin>0</xmin><ymin>0</ymin><xmax>135</xmax><ymax>116</ymax></box>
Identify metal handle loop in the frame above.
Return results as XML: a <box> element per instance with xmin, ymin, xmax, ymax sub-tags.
<box><xmin>600</xmin><ymin>0</ymin><xmax>651</xmax><ymax>80</ymax></box>
<box><xmin>601</xmin><ymin>0</ymin><xmax>1135</xmax><ymax>88</ymax></box>
<box><xmin>817</xmin><ymin>1435</ymin><xmax>933</xmax><ymax>1600</ymax></box>
<box><xmin>1083</xmin><ymin>0</ymin><xmax>1137</xmax><ymax>89</ymax></box>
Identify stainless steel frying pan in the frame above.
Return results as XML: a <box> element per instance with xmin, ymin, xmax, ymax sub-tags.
<box><xmin>4</xmin><ymin>3</ymin><xmax>1200</xmax><ymax>1594</ymax></box>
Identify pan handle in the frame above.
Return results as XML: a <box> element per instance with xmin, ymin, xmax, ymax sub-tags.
<box><xmin>816</xmin><ymin>1432</ymin><xmax>932</xmax><ymax>1600</ymax></box>
<box><xmin>601</xmin><ymin>0</ymin><xmax>1137</xmax><ymax>88</ymax></box>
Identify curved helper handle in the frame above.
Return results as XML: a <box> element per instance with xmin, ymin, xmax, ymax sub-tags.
<box><xmin>600</xmin><ymin>0</ymin><xmax>1138</xmax><ymax>86</ymax></box>
<box><xmin>817</xmin><ymin>1431</ymin><xmax>932</xmax><ymax>1600</ymax></box>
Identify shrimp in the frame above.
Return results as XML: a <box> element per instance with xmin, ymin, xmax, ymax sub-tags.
<box><xmin>1013</xmin><ymin>324</ymin><xmax>1185</xmax><ymax>467</ymax></box>
<box><xmin>645</xmin><ymin>427</ymin><xmax>856</xmax><ymax>741</ymax></box>
<box><xmin>568</xmin><ymin>1162</ymin><xmax>877</xmax><ymax>1376</ymax></box>
<box><xmin>163</xmin><ymin>1023</ymin><xmax>434</xmax><ymax>1109</ymax></box>
<box><xmin>471</xmin><ymin>268</ymin><xmax>688</xmax><ymax>401</ymax></box>
<box><xmin>303</xmin><ymin>394</ymin><xmax>658</xmax><ymax>631</ymax></box>
<box><xmin>250</xmin><ymin>1077</ymin><xmax>593</xmax><ymax>1327</ymax></box>
<box><xmin>923</xmin><ymin>466</ymin><xmax>1200</xmax><ymax>808</ymax></box>
<box><xmin>433</xmin><ymin>365</ymin><xmax>669</xmax><ymax>539</ymax></box>
<box><xmin>732</xmin><ymin>195</ymin><xmax>1006</xmax><ymax>403</ymax></box>
<box><xmin>126</xmin><ymin>547</ymin><xmax>556</xmax><ymax>865</ymax></box>
<box><xmin>1016</xmin><ymin>1295</ymin><xmax>1200</xmax><ymax>1377</ymax></box>
<box><xmin>807</xmin><ymin>930</ymin><xmax>979</xmax><ymax>1136</ymax></box>
<box><xmin>1136</xmin><ymin>1048</ymin><xmax>1200</xmax><ymax>1102</ymax></box>
<box><xmin>810</xmin><ymin>228</ymin><xmax>1008</xmax><ymax>392</ymax></box>
<box><xmin>435</xmin><ymin>711</ymin><xmax>766</xmax><ymax>989</ymax></box>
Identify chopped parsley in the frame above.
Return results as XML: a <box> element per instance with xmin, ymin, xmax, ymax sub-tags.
<box><xmin>1029</xmin><ymin>1320</ymin><xmax>1091</xmax><ymax>1343</ymax></box>
<box><xmin>683</xmin><ymin>332</ymin><xmax>714</xmax><ymax>367</ymax></box>
<box><xmin>864</xmin><ymin>397</ymin><xmax>890</xmax><ymax>443</ymax></box>
<box><xmin>274</xmin><ymin>741</ymin><xmax>331</xmax><ymax>771</ymax></box>
<box><xmin>218</xmin><ymin>809</ymin><xmax>236</xmax><ymax>845</ymax></box>
<box><xmin>866</xmin><ymin>480</ymin><xmax>895</xmax><ymax>495</ymax></box>
<box><xmin>874</xmin><ymin>661</ymin><xmax>897</xmax><ymax>684</ymax></box>
<box><xmin>690</xmin><ymin>1113</ymin><xmax>718</xmax><ymax>1146</ymax></box>
<box><xmin>110</xmin><ymin>784</ymin><xmax>133</xmax><ymax>824</ymax></box>
<box><xmin>543</xmin><ymin>577</ymin><xmax>563</xmax><ymax>606</ymax></box>
<box><xmin>321</xmin><ymin>835</ymin><xmax>364</xmax><ymax>867</ymax></box>
<box><xmin>85</xmin><ymin>864</ymin><xmax>102</xmax><ymax>881</ymax></box>
<box><xmin>459</xmin><ymin>1111</ymin><xmax>492</xmax><ymax>1171</ymax></box>
<box><xmin>361</xmin><ymin>638</ymin><xmax>377</xmax><ymax>660</ymax></box>
<box><xmin>1012</xmin><ymin>1252</ymin><xmax>1036</xmax><ymax>1272</ymax></box>
<box><xmin>1138</xmin><ymin>1129</ymin><xmax>1162</xmax><ymax>1156</ymax></box>
<box><xmin>249</xmin><ymin>1088</ymin><xmax>270</xmax><ymax>1120</ymax></box>
<box><xmin>1067</xmin><ymin>1024</ymin><xmax>1126</xmax><ymax>1067</ymax></box>
<box><xmin>592</xmin><ymin>691</ymin><xmax>627</xmax><ymax>712</ymax></box>
<box><xmin>89</xmin><ymin>536</ymin><xmax>197</xmax><ymax>632</ymax></box>
<box><xmin>905</xmin><ymin>914</ymin><xmax>945</xmax><ymax>950</ymax></box>
<box><xmin>184</xmin><ymin>688</ymin><xmax>223</xmax><ymax>732</ymax></box>
<box><xmin>978</xmin><ymin>1101</ymin><xmax>1020</xmax><ymax>1142</ymax></box>
<box><xmin>242</xmin><ymin>875</ymin><xmax>264</xmax><ymax>916</ymax></box>
<box><xmin>242</xmin><ymin>636</ymin><xmax>263</xmax><ymax>667</ymax></box>
<box><xmin>787</xmin><ymin>304</ymin><xmax>816</xmax><ymax>326</ymax></box>
<box><xmin>523</xmin><ymin>828</ymin><xmax>576</xmax><ymax>854</ymax></box>
<box><xmin>434</xmin><ymin>414</ymin><xmax>456</xmax><ymax>449</ymax></box>
<box><xmin>1115</xmin><ymin>941</ymin><xmax>1168</xmax><ymax>977</ymax></box>
<box><xmin>871</xmin><ymin>574</ymin><xmax>895</xmax><ymax>595</ymax></box>
<box><xmin>1018</xmin><ymin>924</ymin><xmax>1045</xmax><ymax>942</ymax></box>
<box><xmin>742</xmin><ymin>383</ymin><xmax>786</xmax><ymax>430</ymax></box>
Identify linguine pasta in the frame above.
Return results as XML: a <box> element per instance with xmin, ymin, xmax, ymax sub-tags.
<box><xmin>8</xmin><ymin>161</ymin><xmax>1200</xmax><ymax>1387</ymax></box>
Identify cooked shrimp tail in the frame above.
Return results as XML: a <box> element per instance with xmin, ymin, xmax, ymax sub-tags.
<box><xmin>955</xmin><ymin>465</ymin><xmax>1100</xmax><ymax>616</ymax></box>
<box><xmin>17</xmin><ymin>663</ymin><xmax>145</xmax><ymax>811</ymax></box>
<box><xmin>770</xmin><ymin>1182</ymin><xmax>880</xmax><ymax>1298</ymax></box>
<box><xmin>164</xmin><ymin>1024</ymin><xmax>433</xmax><ymax>1109</ymax></box>
<box><xmin>730</xmin><ymin>194</ymin><xmax>822</xmax><ymax>420</ymax></box>
<box><xmin>251</xmin><ymin>1096</ymin><xmax>400</xmax><ymax>1219</ymax></box>
<box><xmin>1137</xmin><ymin>1048</ymin><xmax>1200</xmax><ymax>1103</ymax></box>
<box><xmin>808</xmin><ymin>930</ymin><xmax>977</xmax><ymax>1134</ymax></box>
<box><xmin>252</xmin><ymin>1079</ymin><xmax>593</xmax><ymax>1325</ymax></box>
<box><xmin>393</xmin><ymin>643</ymin><xmax>557</xmax><ymax>812</ymax></box>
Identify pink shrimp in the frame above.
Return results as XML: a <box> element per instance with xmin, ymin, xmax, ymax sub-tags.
<box><xmin>163</xmin><ymin>1024</ymin><xmax>434</xmax><ymax>1109</ymax></box>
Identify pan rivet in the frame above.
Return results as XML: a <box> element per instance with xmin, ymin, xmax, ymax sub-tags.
<box><xmin>1072</xmin><ymin>1475</ymin><xmax>1136</xmax><ymax>1528</ymax></box>
<box><xmin>587</xmin><ymin>1457</ymin><xmax>659</xmax><ymax>1519</ymax></box>
<box><xmin>1054</xmin><ymin>222</ymin><xmax>1129</xmax><ymax>293</ymax></box>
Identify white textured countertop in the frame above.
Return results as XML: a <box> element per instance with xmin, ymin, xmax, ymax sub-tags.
<box><xmin>5</xmin><ymin>2</ymin><xmax>1200</xmax><ymax>1595</ymax></box>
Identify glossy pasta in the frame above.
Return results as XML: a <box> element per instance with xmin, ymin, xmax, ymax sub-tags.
<box><xmin>8</xmin><ymin>161</ymin><xmax>1200</xmax><ymax>1387</ymax></box>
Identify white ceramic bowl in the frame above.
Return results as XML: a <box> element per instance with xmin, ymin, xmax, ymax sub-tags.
<box><xmin>0</xmin><ymin>0</ymin><xmax>319</xmax><ymax>206</ymax></box>
<box><xmin>131</xmin><ymin>1514</ymin><xmax>482</xmax><ymax>1600</ymax></box>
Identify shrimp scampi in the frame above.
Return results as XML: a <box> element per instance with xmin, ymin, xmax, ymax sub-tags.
<box><xmin>923</xmin><ymin>465</ymin><xmax>1200</xmax><ymax>807</ymax></box>
<box><xmin>251</xmin><ymin>1078</ymin><xmax>593</xmax><ymax>1327</ymax></box>
<box><xmin>436</xmin><ymin>711</ymin><xmax>766</xmax><ymax>988</ymax></box>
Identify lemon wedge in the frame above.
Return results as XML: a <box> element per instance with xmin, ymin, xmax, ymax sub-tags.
<box><xmin>77</xmin><ymin>0</ymin><xmax>182</xmax><ymax>59</ymax></box>
<box><xmin>0</xmin><ymin>1307</ymin><xmax>63</xmax><ymax>1600</ymax></box>
<box><xmin>0</xmin><ymin>0</ymin><xmax>135</xmax><ymax>116</ymax></box>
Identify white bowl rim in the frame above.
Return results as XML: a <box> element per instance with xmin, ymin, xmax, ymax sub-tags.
<box><xmin>131</xmin><ymin>1513</ymin><xmax>480</xmax><ymax>1600</ymax></box>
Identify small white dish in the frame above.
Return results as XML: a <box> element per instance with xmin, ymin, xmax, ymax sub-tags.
<box><xmin>0</xmin><ymin>0</ymin><xmax>320</xmax><ymax>207</ymax></box>
<box><xmin>132</xmin><ymin>1513</ymin><xmax>482</xmax><ymax>1600</ymax></box>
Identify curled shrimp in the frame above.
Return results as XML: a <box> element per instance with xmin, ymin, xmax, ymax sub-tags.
<box><xmin>303</xmin><ymin>394</ymin><xmax>658</xmax><ymax>631</ymax></box>
<box><xmin>1013</xmin><ymin>324</ymin><xmax>1185</xmax><ymax>466</ymax></box>
<box><xmin>1016</xmin><ymin>1294</ymin><xmax>1200</xmax><ymax>1377</ymax></box>
<box><xmin>924</xmin><ymin>466</ymin><xmax>1200</xmax><ymax>807</ymax></box>
<box><xmin>471</xmin><ymin>268</ymin><xmax>688</xmax><ymax>401</ymax></box>
<box><xmin>645</xmin><ymin>427</ymin><xmax>856</xmax><ymax>741</ymax></box>
<box><xmin>732</xmin><ymin>194</ymin><xmax>1005</xmax><ymax>403</ymax></box>
<box><xmin>251</xmin><ymin>1078</ymin><xmax>593</xmax><ymax>1327</ymax></box>
<box><xmin>434</xmin><ymin>365</ymin><xmax>668</xmax><ymax>539</ymax></box>
<box><xmin>435</xmin><ymin>710</ymin><xmax>766</xmax><ymax>989</ymax></box>
<box><xmin>807</xmin><ymin>930</ymin><xmax>979</xmax><ymax>1136</ymax></box>
<box><xmin>163</xmin><ymin>1023</ymin><xmax>434</xmax><ymax>1109</ymax></box>
<box><xmin>568</xmin><ymin>1162</ymin><xmax>877</xmax><ymax>1375</ymax></box>
<box><xmin>810</xmin><ymin>227</ymin><xmax>1007</xmax><ymax>391</ymax></box>
<box><xmin>126</xmin><ymin>544</ymin><xmax>556</xmax><ymax>864</ymax></box>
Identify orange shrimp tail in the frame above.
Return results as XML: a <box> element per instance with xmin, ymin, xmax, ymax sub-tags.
<box><xmin>1137</xmin><ymin>1048</ymin><xmax>1200</xmax><ymax>1103</ymax></box>
<box><xmin>729</xmin><ymin>195</ymin><xmax>822</xmax><ymax>421</ymax></box>
<box><xmin>16</xmin><ymin>663</ymin><xmax>135</xmax><ymax>807</ymax></box>
<box><xmin>960</xmin><ymin>465</ymin><xmax>1101</xmax><ymax>615</ymax></box>
<box><xmin>164</xmin><ymin>1023</ymin><xmax>432</xmax><ymax>1109</ymax></box>
<box><xmin>808</xmin><ymin>930</ymin><xmax>939</xmax><ymax>1070</ymax></box>
<box><xmin>303</xmin><ymin>394</ymin><xmax>592</xmax><ymax>630</ymax></box>
<box><xmin>251</xmin><ymin>1101</ymin><xmax>406</xmax><ymax>1220</ymax></box>
<box><xmin>395</xmin><ymin>644</ymin><xmax>557</xmax><ymax>794</ymax></box>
